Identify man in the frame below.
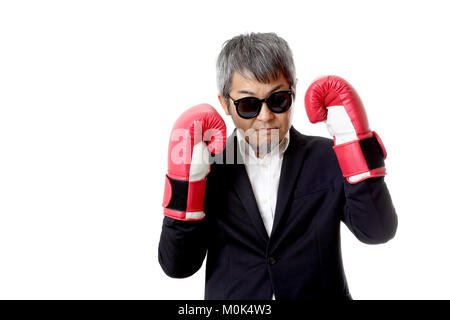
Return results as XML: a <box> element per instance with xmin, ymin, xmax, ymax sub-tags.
<box><xmin>159</xmin><ymin>32</ymin><xmax>397</xmax><ymax>300</ymax></box>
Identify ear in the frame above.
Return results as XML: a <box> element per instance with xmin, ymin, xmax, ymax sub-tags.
<box><xmin>218</xmin><ymin>94</ymin><xmax>231</xmax><ymax>115</ymax></box>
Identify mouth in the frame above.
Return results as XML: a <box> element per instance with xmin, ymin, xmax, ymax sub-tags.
<box><xmin>256</xmin><ymin>127</ymin><xmax>278</xmax><ymax>134</ymax></box>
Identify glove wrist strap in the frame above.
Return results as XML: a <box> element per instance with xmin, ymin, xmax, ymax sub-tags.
<box><xmin>162</xmin><ymin>175</ymin><xmax>207</xmax><ymax>220</ymax></box>
<box><xmin>333</xmin><ymin>131</ymin><xmax>387</xmax><ymax>180</ymax></box>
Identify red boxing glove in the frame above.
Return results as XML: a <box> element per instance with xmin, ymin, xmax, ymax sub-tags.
<box><xmin>162</xmin><ymin>104</ymin><xmax>227</xmax><ymax>220</ymax></box>
<box><xmin>304</xmin><ymin>75</ymin><xmax>387</xmax><ymax>184</ymax></box>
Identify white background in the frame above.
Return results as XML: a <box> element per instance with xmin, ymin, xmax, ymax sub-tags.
<box><xmin>0</xmin><ymin>0</ymin><xmax>449</xmax><ymax>299</ymax></box>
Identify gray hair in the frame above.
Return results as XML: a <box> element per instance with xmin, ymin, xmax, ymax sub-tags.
<box><xmin>216</xmin><ymin>32</ymin><xmax>297</xmax><ymax>107</ymax></box>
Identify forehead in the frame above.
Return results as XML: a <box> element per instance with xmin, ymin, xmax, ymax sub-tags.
<box><xmin>231</xmin><ymin>71</ymin><xmax>289</xmax><ymax>94</ymax></box>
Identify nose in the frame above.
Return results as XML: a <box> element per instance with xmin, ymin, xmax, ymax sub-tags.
<box><xmin>256</xmin><ymin>102</ymin><xmax>275</xmax><ymax>122</ymax></box>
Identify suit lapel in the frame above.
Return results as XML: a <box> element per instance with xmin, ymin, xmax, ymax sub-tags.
<box><xmin>270</xmin><ymin>127</ymin><xmax>308</xmax><ymax>238</ymax></box>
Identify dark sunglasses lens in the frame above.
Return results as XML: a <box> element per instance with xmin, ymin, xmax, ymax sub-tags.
<box><xmin>267</xmin><ymin>92</ymin><xmax>291</xmax><ymax>112</ymax></box>
<box><xmin>237</xmin><ymin>98</ymin><xmax>260</xmax><ymax>118</ymax></box>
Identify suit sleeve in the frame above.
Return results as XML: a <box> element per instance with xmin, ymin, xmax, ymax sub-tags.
<box><xmin>157</xmin><ymin>164</ymin><xmax>219</xmax><ymax>278</ymax></box>
<box><xmin>158</xmin><ymin>216</ymin><xmax>208</xmax><ymax>278</ymax></box>
<box><xmin>340</xmin><ymin>151</ymin><xmax>398</xmax><ymax>244</ymax></box>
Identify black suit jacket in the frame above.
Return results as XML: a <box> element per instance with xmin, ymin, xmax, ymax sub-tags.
<box><xmin>158</xmin><ymin>126</ymin><xmax>398</xmax><ymax>300</ymax></box>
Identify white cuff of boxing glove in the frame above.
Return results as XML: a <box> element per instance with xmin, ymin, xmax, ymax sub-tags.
<box><xmin>326</xmin><ymin>105</ymin><xmax>358</xmax><ymax>145</ymax></box>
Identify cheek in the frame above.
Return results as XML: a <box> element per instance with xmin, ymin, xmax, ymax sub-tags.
<box><xmin>276</xmin><ymin>112</ymin><xmax>291</xmax><ymax>128</ymax></box>
<box><xmin>275</xmin><ymin>112</ymin><xmax>292</xmax><ymax>139</ymax></box>
<box><xmin>231</xmin><ymin>112</ymin><xmax>253</xmax><ymax>131</ymax></box>
<box><xmin>287</xmin><ymin>108</ymin><xmax>293</xmax><ymax>123</ymax></box>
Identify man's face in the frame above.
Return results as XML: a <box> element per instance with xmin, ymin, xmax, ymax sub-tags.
<box><xmin>218</xmin><ymin>71</ymin><xmax>293</xmax><ymax>153</ymax></box>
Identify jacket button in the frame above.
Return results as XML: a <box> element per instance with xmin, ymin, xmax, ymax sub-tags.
<box><xmin>268</xmin><ymin>257</ymin><xmax>277</xmax><ymax>265</ymax></box>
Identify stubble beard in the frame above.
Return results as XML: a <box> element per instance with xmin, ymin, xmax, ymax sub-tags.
<box><xmin>245</xmin><ymin>128</ymin><xmax>281</xmax><ymax>158</ymax></box>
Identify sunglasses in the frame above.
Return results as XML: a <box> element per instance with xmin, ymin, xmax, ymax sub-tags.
<box><xmin>228</xmin><ymin>90</ymin><xmax>293</xmax><ymax>119</ymax></box>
